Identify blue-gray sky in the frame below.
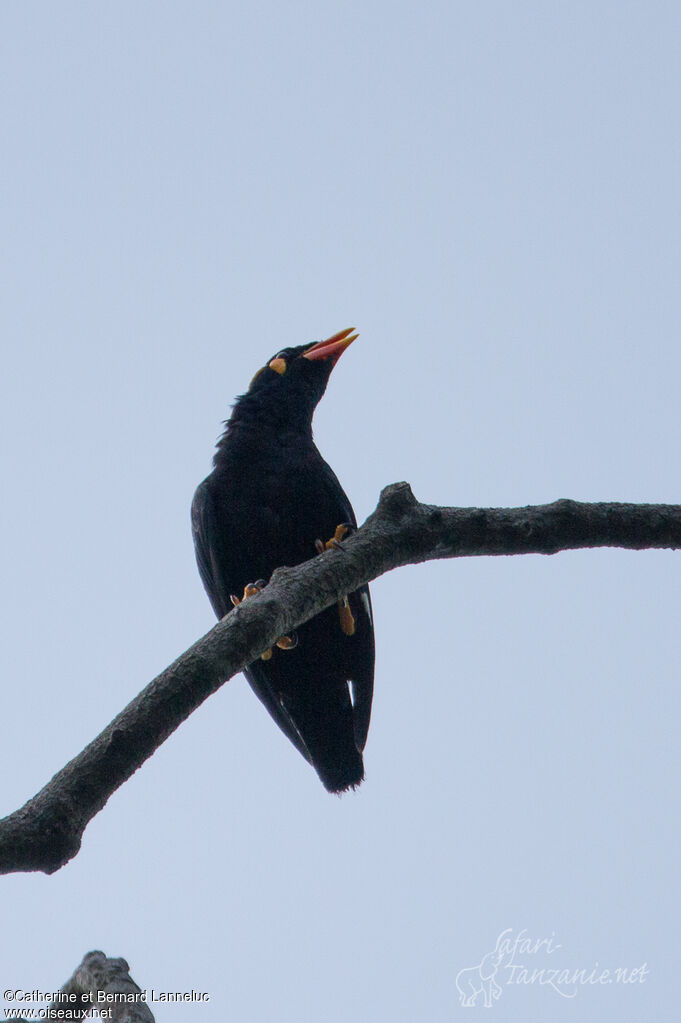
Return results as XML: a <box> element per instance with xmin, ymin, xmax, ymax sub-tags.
<box><xmin>1</xmin><ymin>2</ymin><xmax>678</xmax><ymax>1020</ymax></box>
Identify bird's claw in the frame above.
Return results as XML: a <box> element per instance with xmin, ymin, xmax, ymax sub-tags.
<box><xmin>315</xmin><ymin>522</ymin><xmax>353</xmax><ymax>554</ymax></box>
<box><xmin>267</xmin><ymin>627</ymin><xmax>298</xmax><ymax>658</ymax></box>
<box><xmin>314</xmin><ymin>526</ymin><xmax>357</xmax><ymax>636</ymax></box>
<box><xmin>230</xmin><ymin>579</ymin><xmax>266</xmax><ymax>606</ymax></box>
<box><xmin>229</xmin><ymin>580</ymin><xmax>296</xmax><ymax>658</ymax></box>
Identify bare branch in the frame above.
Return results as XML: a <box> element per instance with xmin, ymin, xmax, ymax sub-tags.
<box><xmin>1</xmin><ymin>483</ymin><xmax>679</xmax><ymax>875</ymax></box>
<box><xmin>4</xmin><ymin>950</ymin><xmax>153</xmax><ymax>1022</ymax></box>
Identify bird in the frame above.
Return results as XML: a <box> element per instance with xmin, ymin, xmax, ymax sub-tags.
<box><xmin>191</xmin><ymin>327</ymin><xmax>375</xmax><ymax>793</ymax></box>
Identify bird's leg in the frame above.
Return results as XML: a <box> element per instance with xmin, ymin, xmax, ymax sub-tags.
<box><xmin>230</xmin><ymin>580</ymin><xmax>297</xmax><ymax>660</ymax></box>
<box><xmin>314</xmin><ymin>522</ymin><xmax>352</xmax><ymax>554</ymax></box>
<box><xmin>338</xmin><ymin>594</ymin><xmax>355</xmax><ymax>636</ymax></box>
<box><xmin>314</xmin><ymin>524</ymin><xmax>356</xmax><ymax>636</ymax></box>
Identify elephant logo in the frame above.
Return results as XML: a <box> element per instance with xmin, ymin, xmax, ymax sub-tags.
<box><xmin>455</xmin><ymin>938</ymin><xmax>507</xmax><ymax>1008</ymax></box>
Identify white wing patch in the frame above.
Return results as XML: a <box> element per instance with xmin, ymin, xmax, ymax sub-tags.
<box><xmin>360</xmin><ymin>591</ymin><xmax>373</xmax><ymax>627</ymax></box>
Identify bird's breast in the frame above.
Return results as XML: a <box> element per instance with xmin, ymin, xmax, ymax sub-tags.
<box><xmin>216</xmin><ymin>433</ymin><xmax>347</xmax><ymax>581</ymax></box>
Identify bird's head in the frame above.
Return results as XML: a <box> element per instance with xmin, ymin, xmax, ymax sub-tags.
<box><xmin>229</xmin><ymin>327</ymin><xmax>358</xmax><ymax>433</ymax></box>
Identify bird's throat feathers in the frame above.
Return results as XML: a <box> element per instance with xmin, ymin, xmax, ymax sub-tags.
<box><xmin>213</xmin><ymin>387</ymin><xmax>316</xmax><ymax>465</ymax></box>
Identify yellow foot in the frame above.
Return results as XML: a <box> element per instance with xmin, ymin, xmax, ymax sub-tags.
<box><xmin>315</xmin><ymin>522</ymin><xmax>352</xmax><ymax>554</ymax></box>
<box><xmin>338</xmin><ymin>595</ymin><xmax>355</xmax><ymax>636</ymax></box>
<box><xmin>314</xmin><ymin>525</ymin><xmax>356</xmax><ymax>637</ymax></box>
<box><xmin>229</xmin><ymin>579</ymin><xmax>267</xmax><ymax>607</ymax></box>
<box><xmin>230</xmin><ymin>580</ymin><xmax>297</xmax><ymax>659</ymax></box>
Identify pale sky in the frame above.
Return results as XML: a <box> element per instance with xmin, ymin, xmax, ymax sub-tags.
<box><xmin>1</xmin><ymin>2</ymin><xmax>678</xmax><ymax>1020</ymax></box>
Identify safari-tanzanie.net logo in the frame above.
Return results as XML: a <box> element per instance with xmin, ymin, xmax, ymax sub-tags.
<box><xmin>455</xmin><ymin>928</ymin><xmax>648</xmax><ymax>1008</ymax></box>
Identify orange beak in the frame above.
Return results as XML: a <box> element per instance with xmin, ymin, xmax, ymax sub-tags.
<box><xmin>302</xmin><ymin>327</ymin><xmax>358</xmax><ymax>364</ymax></box>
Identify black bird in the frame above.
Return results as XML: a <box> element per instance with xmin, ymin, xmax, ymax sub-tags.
<box><xmin>192</xmin><ymin>328</ymin><xmax>375</xmax><ymax>792</ymax></box>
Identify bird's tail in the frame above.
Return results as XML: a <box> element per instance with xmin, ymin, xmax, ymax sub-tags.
<box><xmin>291</xmin><ymin>685</ymin><xmax>365</xmax><ymax>794</ymax></box>
<box><xmin>244</xmin><ymin>665</ymin><xmax>365</xmax><ymax>793</ymax></box>
<box><xmin>310</xmin><ymin>734</ymin><xmax>364</xmax><ymax>794</ymax></box>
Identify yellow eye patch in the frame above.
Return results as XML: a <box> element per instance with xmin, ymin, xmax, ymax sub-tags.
<box><xmin>268</xmin><ymin>357</ymin><xmax>287</xmax><ymax>375</ymax></box>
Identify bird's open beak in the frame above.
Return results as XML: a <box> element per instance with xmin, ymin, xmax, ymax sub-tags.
<box><xmin>302</xmin><ymin>327</ymin><xmax>358</xmax><ymax>364</ymax></box>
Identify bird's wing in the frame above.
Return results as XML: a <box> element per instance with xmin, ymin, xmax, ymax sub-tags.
<box><xmin>317</xmin><ymin>458</ymin><xmax>375</xmax><ymax>751</ymax></box>
<box><xmin>348</xmin><ymin>583</ymin><xmax>375</xmax><ymax>751</ymax></box>
<box><xmin>243</xmin><ymin>662</ymin><xmax>313</xmax><ymax>764</ymax></box>
<box><xmin>191</xmin><ymin>476</ymin><xmax>313</xmax><ymax>763</ymax></box>
<box><xmin>191</xmin><ymin>478</ymin><xmax>232</xmax><ymax>618</ymax></box>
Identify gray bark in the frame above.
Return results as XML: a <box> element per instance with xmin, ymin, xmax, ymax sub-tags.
<box><xmin>5</xmin><ymin>950</ymin><xmax>154</xmax><ymax>1022</ymax></box>
<box><xmin>1</xmin><ymin>482</ymin><xmax>679</xmax><ymax>875</ymax></box>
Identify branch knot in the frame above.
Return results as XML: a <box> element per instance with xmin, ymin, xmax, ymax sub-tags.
<box><xmin>378</xmin><ymin>481</ymin><xmax>418</xmax><ymax>519</ymax></box>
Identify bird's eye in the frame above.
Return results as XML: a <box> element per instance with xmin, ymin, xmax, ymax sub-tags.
<box><xmin>268</xmin><ymin>356</ymin><xmax>287</xmax><ymax>375</ymax></box>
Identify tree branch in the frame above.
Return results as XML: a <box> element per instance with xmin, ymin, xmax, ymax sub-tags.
<box><xmin>4</xmin><ymin>950</ymin><xmax>154</xmax><ymax>1022</ymax></box>
<box><xmin>2</xmin><ymin>483</ymin><xmax>680</xmax><ymax>875</ymax></box>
